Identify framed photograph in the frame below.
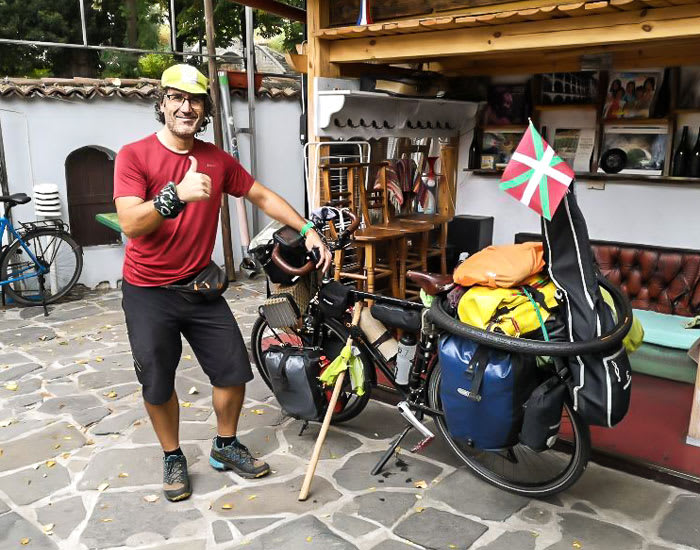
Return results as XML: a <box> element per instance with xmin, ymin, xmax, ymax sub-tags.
<box><xmin>484</xmin><ymin>84</ymin><xmax>528</xmax><ymax>125</ymax></box>
<box><xmin>679</xmin><ymin>66</ymin><xmax>700</xmax><ymax>109</ymax></box>
<box><xmin>553</xmin><ymin>128</ymin><xmax>596</xmax><ymax>173</ymax></box>
<box><xmin>598</xmin><ymin>124</ymin><xmax>668</xmax><ymax>175</ymax></box>
<box><xmin>540</xmin><ymin>72</ymin><xmax>599</xmax><ymax>105</ymax></box>
<box><xmin>603</xmin><ymin>70</ymin><xmax>663</xmax><ymax>120</ymax></box>
<box><xmin>481</xmin><ymin>129</ymin><xmax>525</xmax><ymax>169</ymax></box>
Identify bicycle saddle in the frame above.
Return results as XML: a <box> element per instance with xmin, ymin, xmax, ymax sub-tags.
<box><xmin>407</xmin><ymin>271</ymin><xmax>454</xmax><ymax>296</ymax></box>
<box><xmin>0</xmin><ymin>193</ymin><xmax>30</xmax><ymax>206</ymax></box>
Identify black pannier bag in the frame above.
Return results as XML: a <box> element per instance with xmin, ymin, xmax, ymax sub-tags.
<box><xmin>519</xmin><ymin>374</ymin><xmax>567</xmax><ymax>451</ymax></box>
<box><xmin>542</xmin><ymin>191</ymin><xmax>631</xmax><ymax>427</ymax></box>
<box><xmin>263</xmin><ymin>346</ymin><xmax>325</xmax><ymax>421</ymax></box>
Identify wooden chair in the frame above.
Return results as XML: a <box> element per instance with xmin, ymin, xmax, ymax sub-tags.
<box><xmin>319</xmin><ymin>162</ymin><xmax>403</xmax><ymax>296</ymax></box>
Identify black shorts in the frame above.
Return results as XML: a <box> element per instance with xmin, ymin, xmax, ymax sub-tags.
<box><xmin>122</xmin><ymin>280</ymin><xmax>253</xmax><ymax>405</ymax></box>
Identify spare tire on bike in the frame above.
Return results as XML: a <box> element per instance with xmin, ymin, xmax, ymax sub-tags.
<box><xmin>263</xmin><ymin>345</ymin><xmax>325</xmax><ymax>421</ymax></box>
<box><xmin>438</xmin><ymin>335</ymin><xmax>541</xmax><ymax>451</ymax></box>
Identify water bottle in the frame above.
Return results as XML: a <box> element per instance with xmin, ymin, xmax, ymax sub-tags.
<box><xmin>395</xmin><ymin>334</ymin><xmax>417</xmax><ymax>386</ymax></box>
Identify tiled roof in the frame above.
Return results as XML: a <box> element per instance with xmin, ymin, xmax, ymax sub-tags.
<box><xmin>0</xmin><ymin>75</ymin><xmax>301</xmax><ymax>101</ymax></box>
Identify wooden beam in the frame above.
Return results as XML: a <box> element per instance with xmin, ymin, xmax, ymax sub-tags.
<box><xmin>231</xmin><ymin>0</ymin><xmax>306</xmax><ymax>22</ymax></box>
<box><xmin>205</xmin><ymin>0</ymin><xmax>236</xmax><ymax>280</ymax></box>
<box><xmin>327</xmin><ymin>4</ymin><xmax>700</xmax><ymax>63</ymax></box>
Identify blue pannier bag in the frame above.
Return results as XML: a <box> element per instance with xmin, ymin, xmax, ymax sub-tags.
<box><xmin>439</xmin><ymin>335</ymin><xmax>540</xmax><ymax>450</ymax></box>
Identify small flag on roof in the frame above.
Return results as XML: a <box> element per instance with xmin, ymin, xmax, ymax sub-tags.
<box><xmin>499</xmin><ymin>120</ymin><xmax>575</xmax><ymax>220</ymax></box>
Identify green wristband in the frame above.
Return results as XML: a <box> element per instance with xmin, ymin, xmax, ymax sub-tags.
<box><xmin>300</xmin><ymin>221</ymin><xmax>314</xmax><ymax>237</ymax></box>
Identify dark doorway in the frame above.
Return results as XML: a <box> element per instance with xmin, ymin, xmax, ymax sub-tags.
<box><xmin>65</xmin><ymin>146</ymin><xmax>120</xmax><ymax>247</ymax></box>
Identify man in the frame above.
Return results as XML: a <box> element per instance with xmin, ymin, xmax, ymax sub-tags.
<box><xmin>114</xmin><ymin>64</ymin><xmax>331</xmax><ymax>502</ymax></box>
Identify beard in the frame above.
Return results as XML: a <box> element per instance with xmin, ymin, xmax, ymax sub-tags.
<box><xmin>165</xmin><ymin>112</ymin><xmax>203</xmax><ymax>138</ymax></box>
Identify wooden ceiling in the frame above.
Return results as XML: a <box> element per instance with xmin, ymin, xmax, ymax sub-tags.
<box><xmin>316</xmin><ymin>1</ymin><xmax>700</xmax><ymax>75</ymax></box>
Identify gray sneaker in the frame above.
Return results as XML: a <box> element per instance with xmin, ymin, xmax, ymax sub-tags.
<box><xmin>209</xmin><ymin>438</ymin><xmax>270</xmax><ymax>479</ymax></box>
<box><xmin>163</xmin><ymin>454</ymin><xmax>191</xmax><ymax>502</ymax></box>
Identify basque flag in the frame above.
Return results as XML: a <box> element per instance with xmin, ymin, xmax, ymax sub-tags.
<box><xmin>357</xmin><ymin>0</ymin><xmax>373</xmax><ymax>25</ymax></box>
<box><xmin>499</xmin><ymin>120</ymin><xmax>574</xmax><ymax>220</ymax></box>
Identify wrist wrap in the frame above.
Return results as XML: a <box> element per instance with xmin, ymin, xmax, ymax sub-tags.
<box><xmin>154</xmin><ymin>182</ymin><xmax>186</xmax><ymax>219</ymax></box>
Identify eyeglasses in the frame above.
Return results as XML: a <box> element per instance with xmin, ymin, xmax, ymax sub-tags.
<box><xmin>165</xmin><ymin>93</ymin><xmax>205</xmax><ymax>109</ymax></box>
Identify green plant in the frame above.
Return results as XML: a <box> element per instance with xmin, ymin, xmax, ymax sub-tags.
<box><xmin>137</xmin><ymin>53</ymin><xmax>176</xmax><ymax>78</ymax></box>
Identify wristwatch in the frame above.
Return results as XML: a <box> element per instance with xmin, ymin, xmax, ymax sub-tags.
<box><xmin>153</xmin><ymin>181</ymin><xmax>186</xmax><ymax>218</ymax></box>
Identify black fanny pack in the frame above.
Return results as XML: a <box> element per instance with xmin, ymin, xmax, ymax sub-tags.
<box><xmin>165</xmin><ymin>261</ymin><xmax>229</xmax><ymax>303</ymax></box>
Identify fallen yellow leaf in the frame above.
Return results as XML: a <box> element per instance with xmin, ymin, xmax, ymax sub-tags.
<box><xmin>306</xmin><ymin>536</ymin><xmax>312</xmax><ymax>542</ymax></box>
<box><xmin>183</xmin><ymin>354</ymin><xmax>192</xmax><ymax>360</ymax></box>
<box><xmin>415</xmin><ymin>507</ymin><xmax>425</xmax><ymax>513</ymax></box>
<box><xmin>42</xmin><ymin>523</ymin><xmax>55</xmax><ymax>533</ymax></box>
<box><xmin>54</xmin><ymin>444</ymin><xmax>61</xmax><ymax>449</ymax></box>
<box><xmin>181</xmin><ymin>402</ymin><xmax>192</xmax><ymax>408</ymax></box>
<box><xmin>20</xmin><ymin>538</ymin><xmax>30</xmax><ymax>545</ymax></box>
<box><xmin>95</xmin><ymin>357</ymin><xmax>103</xmax><ymax>362</ymax></box>
<box><xmin>76</xmin><ymin>359</ymin><xmax>88</xmax><ymax>365</ymax></box>
<box><xmin>448</xmin><ymin>546</ymin><xmax>457</xmax><ymax>549</ymax></box>
<box><xmin>118</xmin><ymin>472</ymin><xmax>129</xmax><ymax>478</ymax></box>
<box><xmin>63</xmin><ymin>436</ymin><xmax>72</xmax><ymax>440</ymax></box>
<box><xmin>221</xmin><ymin>503</ymin><xmax>233</xmax><ymax>510</ymax></box>
<box><xmin>45</xmin><ymin>460</ymin><xmax>56</xmax><ymax>468</ymax></box>
<box><xmin>4</xmin><ymin>382</ymin><xmax>18</xmax><ymax>391</ymax></box>
<box><xmin>61</xmin><ymin>453</ymin><xmax>70</xmax><ymax>459</ymax></box>
<box><xmin>573</xmin><ymin>542</ymin><xmax>582</xmax><ymax>549</ymax></box>
<box><xmin>0</xmin><ymin>418</ymin><xmax>14</xmax><ymax>427</ymax></box>
<box><xmin>414</xmin><ymin>480</ymin><xmax>428</xmax><ymax>489</ymax></box>
<box><xmin>248</xmin><ymin>495</ymin><xmax>257</xmax><ymax>501</ymax></box>
<box><xmin>106</xmin><ymin>391</ymin><xmax>118</xmax><ymax>398</ymax></box>
<box><xmin>251</xmin><ymin>409</ymin><xmax>264</xmax><ymax>415</ymax></box>
<box><xmin>97</xmin><ymin>482</ymin><xmax>109</xmax><ymax>492</ymax></box>
<box><xmin>101</xmin><ymin>518</ymin><xmax>113</xmax><ymax>523</ymax></box>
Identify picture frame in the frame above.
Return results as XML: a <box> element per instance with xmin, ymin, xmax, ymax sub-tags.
<box><xmin>679</xmin><ymin>66</ymin><xmax>700</xmax><ymax>109</ymax></box>
<box><xmin>481</xmin><ymin>128</ymin><xmax>525</xmax><ymax>169</ymax></box>
<box><xmin>598</xmin><ymin>124</ymin><xmax>668</xmax><ymax>175</ymax></box>
<box><xmin>540</xmin><ymin>72</ymin><xmax>599</xmax><ymax>105</ymax></box>
<box><xmin>483</xmin><ymin>84</ymin><xmax>528</xmax><ymax>125</ymax></box>
<box><xmin>603</xmin><ymin>70</ymin><xmax>664</xmax><ymax>120</ymax></box>
<box><xmin>552</xmin><ymin>128</ymin><xmax>597</xmax><ymax>173</ymax></box>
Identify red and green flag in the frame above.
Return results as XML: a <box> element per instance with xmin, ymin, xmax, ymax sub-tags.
<box><xmin>499</xmin><ymin>121</ymin><xmax>575</xmax><ymax>220</ymax></box>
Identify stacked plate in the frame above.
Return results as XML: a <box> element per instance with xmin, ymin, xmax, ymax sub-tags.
<box><xmin>33</xmin><ymin>183</ymin><xmax>61</xmax><ymax>217</ymax></box>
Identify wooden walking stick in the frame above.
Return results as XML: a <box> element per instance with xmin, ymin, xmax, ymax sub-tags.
<box><xmin>299</xmin><ymin>301</ymin><xmax>363</xmax><ymax>501</ymax></box>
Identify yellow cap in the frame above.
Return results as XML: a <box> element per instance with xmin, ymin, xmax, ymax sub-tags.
<box><xmin>161</xmin><ymin>64</ymin><xmax>209</xmax><ymax>95</ymax></box>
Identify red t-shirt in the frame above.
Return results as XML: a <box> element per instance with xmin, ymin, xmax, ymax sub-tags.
<box><xmin>113</xmin><ymin>134</ymin><xmax>254</xmax><ymax>286</ymax></box>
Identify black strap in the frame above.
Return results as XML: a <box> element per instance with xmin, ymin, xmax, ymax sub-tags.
<box><xmin>372</xmin><ymin>330</ymin><xmax>394</xmax><ymax>348</ymax></box>
<box><xmin>465</xmin><ymin>345</ymin><xmax>490</xmax><ymax>401</ymax></box>
<box><xmin>274</xmin><ymin>346</ymin><xmax>296</xmax><ymax>389</ymax></box>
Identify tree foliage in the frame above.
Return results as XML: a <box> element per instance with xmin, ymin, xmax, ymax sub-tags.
<box><xmin>0</xmin><ymin>0</ymin><xmax>305</xmax><ymax>79</ymax></box>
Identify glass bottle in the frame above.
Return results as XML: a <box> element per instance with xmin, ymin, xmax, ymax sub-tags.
<box><xmin>689</xmin><ymin>128</ymin><xmax>700</xmax><ymax>178</ymax></box>
<box><xmin>468</xmin><ymin>127</ymin><xmax>481</xmax><ymax>169</ymax></box>
<box><xmin>672</xmin><ymin>126</ymin><xmax>690</xmax><ymax>177</ymax></box>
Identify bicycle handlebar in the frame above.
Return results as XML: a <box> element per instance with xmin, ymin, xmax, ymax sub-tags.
<box><xmin>427</xmin><ymin>274</ymin><xmax>633</xmax><ymax>357</ymax></box>
<box><xmin>270</xmin><ymin>211</ymin><xmax>360</xmax><ymax>277</ymax></box>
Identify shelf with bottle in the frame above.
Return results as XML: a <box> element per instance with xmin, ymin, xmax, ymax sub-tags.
<box><xmin>463</xmin><ymin>167</ymin><xmax>700</xmax><ymax>184</ymax></box>
<box><xmin>672</xmin><ymin>125</ymin><xmax>700</xmax><ymax>178</ymax></box>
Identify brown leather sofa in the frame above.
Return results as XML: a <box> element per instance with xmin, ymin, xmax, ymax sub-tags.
<box><xmin>515</xmin><ymin>233</ymin><xmax>700</xmax><ymax>383</ymax></box>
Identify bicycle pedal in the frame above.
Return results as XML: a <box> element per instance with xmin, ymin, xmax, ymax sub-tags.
<box><xmin>411</xmin><ymin>436</ymin><xmax>435</xmax><ymax>454</ymax></box>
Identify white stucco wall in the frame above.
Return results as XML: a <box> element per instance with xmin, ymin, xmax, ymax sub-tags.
<box><xmin>0</xmin><ymin>94</ymin><xmax>304</xmax><ymax>288</ymax></box>
<box><xmin>455</xmin><ymin>127</ymin><xmax>700</xmax><ymax>250</ymax></box>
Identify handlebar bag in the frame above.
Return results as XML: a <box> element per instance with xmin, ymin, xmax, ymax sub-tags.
<box><xmin>263</xmin><ymin>345</ymin><xmax>324</xmax><ymax>421</ymax></box>
<box><xmin>438</xmin><ymin>335</ymin><xmax>540</xmax><ymax>451</ymax></box>
<box><xmin>542</xmin><ymin>191</ymin><xmax>631</xmax><ymax>427</ymax></box>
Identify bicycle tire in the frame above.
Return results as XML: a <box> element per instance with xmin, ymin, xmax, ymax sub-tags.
<box><xmin>1</xmin><ymin>229</ymin><xmax>82</xmax><ymax>306</ymax></box>
<box><xmin>427</xmin><ymin>274</ymin><xmax>632</xmax><ymax>357</ymax></box>
<box><xmin>250</xmin><ymin>315</ymin><xmax>372</xmax><ymax>423</ymax></box>
<box><xmin>427</xmin><ymin>363</ymin><xmax>591</xmax><ymax>498</ymax></box>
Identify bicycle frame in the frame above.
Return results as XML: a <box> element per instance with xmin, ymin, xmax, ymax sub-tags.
<box><xmin>0</xmin><ymin>216</ymin><xmax>48</xmax><ymax>287</ymax></box>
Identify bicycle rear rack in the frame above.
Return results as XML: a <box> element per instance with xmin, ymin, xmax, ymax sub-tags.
<box><xmin>19</xmin><ymin>219</ymin><xmax>68</xmax><ymax>233</ymax></box>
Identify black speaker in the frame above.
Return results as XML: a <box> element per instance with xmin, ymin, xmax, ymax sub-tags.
<box><xmin>446</xmin><ymin>215</ymin><xmax>494</xmax><ymax>271</ymax></box>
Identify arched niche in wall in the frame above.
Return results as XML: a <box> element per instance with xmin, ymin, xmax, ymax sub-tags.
<box><xmin>65</xmin><ymin>146</ymin><xmax>120</xmax><ymax>247</ymax></box>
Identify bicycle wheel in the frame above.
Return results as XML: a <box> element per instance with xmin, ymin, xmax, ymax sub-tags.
<box><xmin>1</xmin><ymin>229</ymin><xmax>83</xmax><ymax>305</ymax></box>
<box><xmin>251</xmin><ymin>315</ymin><xmax>372</xmax><ymax>423</ymax></box>
<box><xmin>427</xmin><ymin>363</ymin><xmax>591</xmax><ymax>497</ymax></box>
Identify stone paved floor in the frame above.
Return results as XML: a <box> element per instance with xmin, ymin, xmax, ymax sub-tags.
<box><xmin>0</xmin><ymin>278</ymin><xmax>699</xmax><ymax>550</ymax></box>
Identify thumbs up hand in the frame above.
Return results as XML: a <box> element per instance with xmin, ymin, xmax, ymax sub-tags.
<box><xmin>176</xmin><ymin>156</ymin><xmax>212</xmax><ymax>202</ymax></box>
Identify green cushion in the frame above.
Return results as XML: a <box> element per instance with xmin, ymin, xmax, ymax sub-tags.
<box><xmin>629</xmin><ymin>342</ymin><xmax>697</xmax><ymax>384</ymax></box>
<box><xmin>95</xmin><ymin>212</ymin><xmax>122</xmax><ymax>233</ymax></box>
<box><xmin>632</xmin><ymin>309</ymin><xmax>699</xmax><ymax>350</ymax></box>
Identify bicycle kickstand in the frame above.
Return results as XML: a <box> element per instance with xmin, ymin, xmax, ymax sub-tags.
<box><xmin>371</xmin><ymin>425</ymin><xmax>412</xmax><ymax>476</ymax></box>
<box><xmin>37</xmin><ymin>274</ymin><xmax>49</xmax><ymax>317</ymax></box>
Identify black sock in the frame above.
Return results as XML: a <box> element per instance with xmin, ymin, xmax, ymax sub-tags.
<box><xmin>164</xmin><ymin>447</ymin><xmax>184</xmax><ymax>458</ymax></box>
<box><xmin>216</xmin><ymin>435</ymin><xmax>237</xmax><ymax>448</ymax></box>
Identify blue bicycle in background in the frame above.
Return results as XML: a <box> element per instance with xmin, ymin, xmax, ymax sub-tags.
<box><xmin>0</xmin><ymin>193</ymin><xmax>83</xmax><ymax>311</ymax></box>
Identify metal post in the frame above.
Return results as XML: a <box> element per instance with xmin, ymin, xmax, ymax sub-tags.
<box><xmin>203</xmin><ymin>0</ymin><xmax>237</xmax><ymax>282</ymax></box>
<box><xmin>245</xmin><ymin>6</ymin><xmax>259</xmax><ymax>233</ymax></box>
<box><xmin>170</xmin><ymin>0</ymin><xmax>177</xmax><ymax>52</ymax></box>
<box><xmin>78</xmin><ymin>0</ymin><xmax>88</xmax><ymax>46</ymax></box>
